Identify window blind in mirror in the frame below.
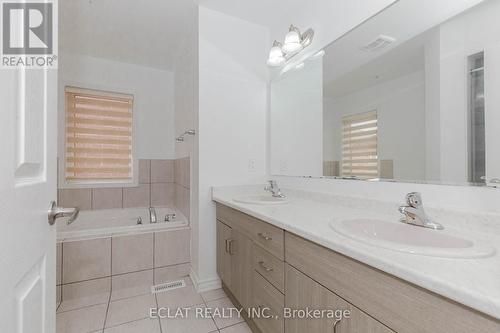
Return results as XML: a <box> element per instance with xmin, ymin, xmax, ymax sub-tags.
<box><xmin>341</xmin><ymin>110</ymin><xmax>378</xmax><ymax>180</ymax></box>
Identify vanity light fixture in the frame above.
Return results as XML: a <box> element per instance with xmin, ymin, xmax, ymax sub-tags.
<box><xmin>267</xmin><ymin>40</ymin><xmax>286</xmax><ymax>67</ymax></box>
<box><xmin>267</xmin><ymin>24</ymin><xmax>315</xmax><ymax>67</ymax></box>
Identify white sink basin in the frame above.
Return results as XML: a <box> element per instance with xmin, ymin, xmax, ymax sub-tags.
<box><xmin>233</xmin><ymin>195</ymin><xmax>289</xmax><ymax>205</ymax></box>
<box><xmin>330</xmin><ymin>218</ymin><xmax>495</xmax><ymax>258</ymax></box>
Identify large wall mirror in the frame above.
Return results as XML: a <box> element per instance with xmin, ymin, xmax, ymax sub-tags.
<box><xmin>270</xmin><ymin>0</ymin><xmax>500</xmax><ymax>187</ymax></box>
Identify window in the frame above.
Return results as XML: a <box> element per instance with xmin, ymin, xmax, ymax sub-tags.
<box><xmin>468</xmin><ymin>52</ymin><xmax>485</xmax><ymax>184</ymax></box>
<box><xmin>64</xmin><ymin>87</ymin><xmax>134</xmax><ymax>185</ymax></box>
<box><xmin>341</xmin><ymin>110</ymin><xmax>378</xmax><ymax>180</ymax></box>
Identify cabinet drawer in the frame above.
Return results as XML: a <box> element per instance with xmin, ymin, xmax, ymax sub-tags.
<box><xmin>253</xmin><ymin>244</ymin><xmax>284</xmax><ymax>293</ymax></box>
<box><xmin>216</xmin><ymin>204</ymin><xmax>284</xmax><ymax>260</ymax></box>
<box><xmin>285</xmin><ymin>232</ymin><xmax>500</xmax><ymax>333</ymax></box>
<box><xmin>252</xmin><ymin>271</ymin><xmax>284</xmax><ymax>333</ymax></box>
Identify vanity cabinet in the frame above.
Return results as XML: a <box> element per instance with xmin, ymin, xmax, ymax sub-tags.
<box><xmin>215</xmin><ymin>203</ymin><xmax>500</xmax><ymax>333</ymax></box>
<box><xmin>285</xmin><ymin>263</ymin><xmax>394</xmax><ymax>333</ymax></box>
<box><xmin>216</xmin><ymin>220</ymin><xmax>253</xmax><ymax>308</ymax></box>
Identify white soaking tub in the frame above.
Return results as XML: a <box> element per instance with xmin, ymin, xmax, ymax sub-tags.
<box><xmin>56</xmin><ymin>207</ymin><xmax>189</xmax><ymax>242</ymax></box>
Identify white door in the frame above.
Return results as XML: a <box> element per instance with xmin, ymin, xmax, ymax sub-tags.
<box><xmin>0</xmin><ymin>65</ymin><xmax>58</xmax><ymax>331</ymax></box>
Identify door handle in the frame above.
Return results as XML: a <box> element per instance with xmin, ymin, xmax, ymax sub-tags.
<box><xmin>48</xmin><ymin>201</ymin><xmax>79</xmax><ymax>226</ymax></box>
<box><xmin>227</xmin><ymin>239</ymin><xmax>235</xmax><ymax>255</ymax></box>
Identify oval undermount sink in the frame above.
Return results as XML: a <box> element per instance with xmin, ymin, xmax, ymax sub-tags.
<box><xmin>233</xmin><ymin>195</ymin><xmax>289</xmax><ymax>205</ymax></box>
<box><xmin>330</xmin><ymin>218</ymin><xmax>495</xmax><ymax>258</ymax></box>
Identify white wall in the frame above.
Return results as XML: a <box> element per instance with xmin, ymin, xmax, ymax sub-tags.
<box><xmin>270</xmin><ymin>58</ymin><xmax>323</xmax><ymax>176</ymax></box>
<box><xmin>58</xmin><ymin>52</ymin><xmax>175</xmax><ymax>160</ymax></box>
<box><xmin>324</xmin><ymin>71</ymin><xmax>426</xmax><ymax>181</ymax></box>
<box><xmin>194</xmin><ymin>7</ymin><xmax>269</xmax><ymax>289</ymax></box>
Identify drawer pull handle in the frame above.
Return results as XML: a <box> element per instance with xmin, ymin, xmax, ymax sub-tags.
<box><xmin>258</xmin><ymin>261</ymin><xmax>274</xmax><ymax>272</ymax></box>
<box><xmin>228</xmin><ymin>239</ymin><xmax>235</xmax><ymax>255</ymax></box>
<box><xmin>257</xmin><ymin>233</ymin><xmax>272</xmax><ymax>241</ymax></box>
<box><xmin>333</xmin><ymin>319</ymin><xmax>341</xmax><ymax>333</ymax></box>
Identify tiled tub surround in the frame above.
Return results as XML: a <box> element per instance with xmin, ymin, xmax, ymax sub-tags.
<box><xmin>58</xmin><ymin>158</ymin><xmax>190</xmax><ymax>219</ymax></box>
<box><xmin>56</xmin><ymin>228</ymin><xmax>191</xmax><ymax>311</ymax></box>
<box><xmin>212</xmin><ymin>185</ymin><xmax>500</xmax><ymax>320</ymax></box>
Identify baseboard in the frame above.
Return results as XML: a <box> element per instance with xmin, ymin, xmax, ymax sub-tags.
<box><xmin>189</xmin><ymin>268</ymin><xmax>221</xmax><ymax>293</ymax></box>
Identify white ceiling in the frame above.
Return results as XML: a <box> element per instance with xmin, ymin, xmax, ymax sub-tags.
<box><xmin>59</xmin><ymin>0</ymin><xmax>197</xmax><ymax>70</ymax></box>
<box><xmin>325</xmin><ymin>33</ymin><xmax>428</xmax><ymax>99</ymax></box>
<box><xmin>321</xmin><ymin>0</ymin><xmax>486</xmax><ymax>97</ymax></box>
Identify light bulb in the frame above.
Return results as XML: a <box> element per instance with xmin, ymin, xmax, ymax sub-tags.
<box><xmin>282</xmin><ymin>27</ymin><xmax>303</xmax><ymax>53</ymax></box>
<box><xmin>267</xmin><ymin>42</ymin><xmax>285</xmax><ymax>67</ymax></box>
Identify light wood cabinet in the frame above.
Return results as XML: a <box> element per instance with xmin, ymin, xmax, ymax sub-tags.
<box><xmin>216</xmin><ymin>203</ymin><xmax>500</xmax><ymax>333</ymax></box>
<box><xmin>230</xmin><ymin>228</ymin><xmax>253</xmax><ymax>309</ymax></box>
<box><xmin>216</xmin><ymin>220</ymin><xmax>254</xmax><ymax>309</ymax></box>
<box><xmin>285</xmin><ymin>263</ymin><xmax>395</xmax><ymax>333</ymax></box>
<box><xmin>216</xmin><ymin>220</ymin><xmax>232</xmax><ymax>288</ymax></box>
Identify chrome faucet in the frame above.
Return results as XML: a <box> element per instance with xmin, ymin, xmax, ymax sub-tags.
<box><xmin>149</xmin><ymin>207</ymin><xmax>157</xmax><ymax>223</ymax></box>
<box><xmin>264</xmin><ymin>180</ymin><xmax>285</xmax><ymax>198</ymax></box>
<box><xmin>164</xmin><ymin>213</ymin><xmax>176</xmax><ymax>222</ymax></box>
<box><xmin>399</xmin><ymin>192</ymin><xmax>443</xmax><ymax>230</ymax></box>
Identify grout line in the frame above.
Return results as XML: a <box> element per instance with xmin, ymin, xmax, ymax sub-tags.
<box><xmin>56</xmin><ymin>298</ymin><xmax>110</xmax><ymax>314</ymax></box>
<box><xmin>155</xmin><ymin>293</ymin><xmax>164</xmax><ymax>333</ymax></box>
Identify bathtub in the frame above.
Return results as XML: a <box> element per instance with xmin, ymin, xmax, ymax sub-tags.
<box><xmin>56</xmin><ymin>207</ymin><xmax>189</xmax><ymax>242</ymax></box>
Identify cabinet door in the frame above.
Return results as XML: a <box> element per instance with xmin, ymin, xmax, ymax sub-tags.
<box><xmin>285</xmin><ymin>264</ymin><xmax>395</xmax><ymax>333</ymax></box>
<box><xmin>217</xmin><ymin>220</ymin><xmax>232</xmax><ymax>289</ymax></box>
<box><xmin>229</xmin><ymin>228</ymin><xmax>253</xmax><ymax>309</ymax></box>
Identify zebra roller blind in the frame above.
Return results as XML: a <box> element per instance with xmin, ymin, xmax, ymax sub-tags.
<box><xmin>65</xmin><ymin>87</ymin><xmax>133</xmax><ymax>183</ymax></box>
<box><xmin>341</xmin><ymin>110</ymin><xmax>378</xmax><ymax>180</ymax></box>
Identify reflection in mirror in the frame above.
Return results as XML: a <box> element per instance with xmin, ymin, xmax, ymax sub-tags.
<box><xmin>270</xmin><ymin>0</ymin><xmax>500</xmax><ymax>186</ymax></box>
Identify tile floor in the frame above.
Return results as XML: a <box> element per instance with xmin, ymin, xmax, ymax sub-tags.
<box><xmin>56</xmin><ymin>278</ymin><xmax>251</xmax><ymax>333</ymax></box>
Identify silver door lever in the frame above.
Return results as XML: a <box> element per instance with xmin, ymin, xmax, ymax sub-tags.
<box><xmin>48</xmin><ymin>201</ymin><xmax>79</xmax><ymax>226</ymax></box>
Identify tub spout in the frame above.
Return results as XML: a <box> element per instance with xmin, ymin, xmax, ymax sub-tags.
<box><xmin>149</xmin><ymin>207</ymin><xmax>157</xmax><ymax>223</ymax></box>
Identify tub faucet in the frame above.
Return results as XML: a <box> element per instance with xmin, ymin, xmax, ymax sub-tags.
<box><xmin>264</xmin><ymin>180</ymin><xmax>285</xmax><ymax>198</ymax></box>
<box><xmin>149</xmin><ymin>207</ymin><xmax>157</xmax><ymax>223</ymax></box>
<box><xmin>164</xmin><ymin>213</ymin><xmax>176</xmax><ymax>222</ymax></box>
<box><xmin>399</xmin><ymin>192</ymin><xmax>443</xmax><ymax>230</ymax></box>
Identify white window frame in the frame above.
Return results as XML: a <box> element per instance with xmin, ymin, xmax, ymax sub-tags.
<box><xmin>58</xmin><ymin>86</ymin><xmax>138</xmax><ymax>189</ymax></box>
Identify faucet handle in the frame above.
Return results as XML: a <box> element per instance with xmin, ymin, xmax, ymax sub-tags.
<box><xmin>405</xmin><ymin>192</ymin><xmax>422</xmax><ymax>208</ymax></box>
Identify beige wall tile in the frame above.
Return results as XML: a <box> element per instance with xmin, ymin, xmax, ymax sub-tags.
<box><xmin>174</xmin><ymin>157</ymin><xmax>190</xmax><ymax>189</ymax></box>
<box><xmin>154</xmin><ymin>230</ymin><xmax>190</xmax><ymax>268</ymax></box>
<box><xmin>174</xmin><ymin>184</ymin><xmax>190</xmax><ymax>220</ymax></box>
<box><xmin>151</xmin><ymin>159</ymin><xmax>174</xmax><ymax>183</ymax></box>
<box><xmin>138</xmin><ymin>159</ymin><xmax>151</xmax><ymax>184</ymax></box>
<box><xmin>153</xmin><ymin>263</ymin><xmax>191</xmax><ymax>284</ymax></box>
<box><xmin>151</xmin><ymin>183</ymin><xmax>174</xmax><ymax>207</ymax></box>
<box><xmin>123</xmin><ymin>184</ymin><xmax>150</xmax><ymax>208</ymax></box>
<box><xmin>57</xmin><ymin>243</ymin><xmax>62</xmax><ymax>286</ymax></box>
<box><xmin>112</xmin><ymin>233</ymin><xmax>153</xmax><ymax>275</ymax></box>
<box><xmin>62</xmin><ymin>238</ymin><xmax>111</xmax><ymax>284</ymax></box>
<box><xmin>111</xmin><ymin>270</ymin><xmax>153</xmax><ymax>301</ymax></box>
<box><xmin>92</xmin><ymin>188</ymin><xmax>123</xmax><ymax>210</ymax></box>
<box><xmin>58</xmin><ymin>189</ymin><xmax>92</xmax><ymax>211</ymax></box>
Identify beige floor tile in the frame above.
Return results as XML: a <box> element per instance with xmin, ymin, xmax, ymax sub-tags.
<box><xmin>58</xmin><ymin>278</ymin><xmax>111</xmax><ymax>312</ymax></box>
<box><xmin>105</xmin><ymin>294</ymin><xmax>156</xmax><ymax>328</ymax></box>
<box><xmin>201</xmin><ymin>288</ymin><xmax>227</xmax><ymax>303</ymax></box>
<box><xmin>206</xmin><ymin>297</ymin><xmax>244</xmax><ymax>329</ymax></box>
<box><xmin>111</xmin><ymin>270</ymin><xmax>153</xmax><ymax>301</ymax></box>
<box><xmin>156</xmin><ymin>283</ymin><xmax>204</xmax><ymax>308</ymax></box>
<box><xmin>104</xmin><ymin>318</ymin><xmax>161</xmax><ymax>333</ymax></box>
<box><xmin>220</xmin><ymin>322</ymin><xmax>252</xmax><ymax>333</ymax></box>
<box><xmin>56</xmin><ymin>303</ymin><xmax>107</xmax><ymax>333</ymax></box>
<box><xmin>160</xmin><ymin>304</ymin><xmax>217</xmax><ymax>333</ymax></box>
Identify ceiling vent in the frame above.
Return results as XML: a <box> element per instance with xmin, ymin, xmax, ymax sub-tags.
<box><xmin>361</xmin><ymin>35</ymin><xmax>396</xmax><ymax>52</ymax></box>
